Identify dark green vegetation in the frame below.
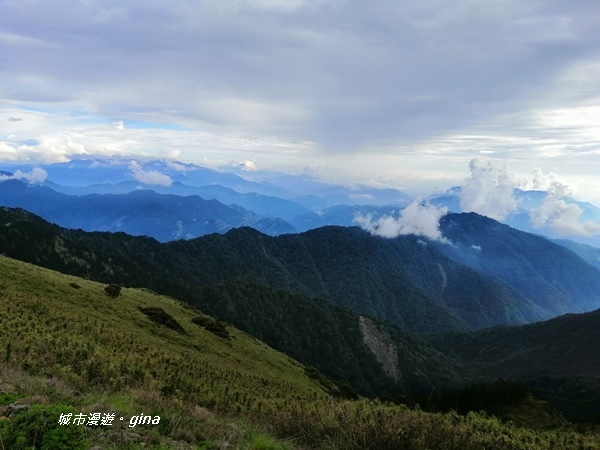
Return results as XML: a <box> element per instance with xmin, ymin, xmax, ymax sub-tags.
<box><xmin>0</xmin><ymin>208</ymin><xmax>464</xmax><ymax>398</ymax></box>
<box><xmin>2</xmin><ymin>256</ymin><xmax>600</xmax><ymax>449</ymax></box>
<box><xmin>139</xmin><ymin>306</ymin><xmax>187</xmax><ymax>334</ymax></box>
<box><xmin>2</xmin><ymin>206</ymin><xmax>600</xmax><ymax>402</ymax></box>
<box><xmin>3</xmin><ymin>207</ymin><xmax>600</xmax><ymax>435</ymax></box>
<box><xmin>437</xmin><ymin>213</ymin><xmax>600</xmax><ymax>317</ymax></box>
<box><xmin>0</xmin><ymin>207</ymin><xmax>566</xmax><ymax>333</ymax></box>
<box><xmin>428</xmin><ymin>308</ymin><xmax>600</xmax><ymax>424</ymax></box>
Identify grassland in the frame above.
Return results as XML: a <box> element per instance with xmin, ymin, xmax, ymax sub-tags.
<box><xmin>1</xmin><ymin>255</ymin><xmax>600</xmax><ymax>449</ymax></box>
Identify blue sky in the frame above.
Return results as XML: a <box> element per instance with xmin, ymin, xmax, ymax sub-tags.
<box><xmin>1</xmin><ymin>0</ymin><xmax>600</xmax><ymax>201</ymax></box>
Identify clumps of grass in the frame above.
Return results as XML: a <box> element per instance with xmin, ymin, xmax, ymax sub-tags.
<box><xmin>69</xmin><ymin>282</ymin><xmax>81</xmax><ymax>289</ymax></box>
<box><xmin>139</xmin><ymin>306</ymin><xmax>186</xmax><ymax>334</ymax></box>
<box><xmin>103</xmin><ymin>284</ymin><xmax>122</xmax><ymax>298</ymax></box>
<box><xmin>303</xmin><ymin>367</ymin><xmax>358</xmax><ymax>399</ymax></box>
<box><xmin>268</xmin><ymin>397</ymin><xmax>600</xmax><ymax>450</ymax></box>
<box><xmin>192</xmin><ymin>315</ymin><xmax>230</xmax><ymax>339</ymax></box>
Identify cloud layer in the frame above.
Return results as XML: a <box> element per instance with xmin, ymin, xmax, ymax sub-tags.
<box><xmin>355</xmin><ymin>201</ymin><xmax>448</xmax><ymax>241</ymax></box>
<box><xmin>1</xmin><ymin>1</ymin><xmax>600</xmax><ymax>199</ymax></box>
<box><xmin>129</xmin><ymin>161</ymin><xmax>172</xmax><ymax>186</ymax></box>
<box><xmin>0</xmin><ymin>167</ymin><xmax>47</xmax><ymax>184</ymax></box>
<box><xmin>457</xmin><ymin>159</ymin><xmax>600</xmax><ymax>237</ymax></box>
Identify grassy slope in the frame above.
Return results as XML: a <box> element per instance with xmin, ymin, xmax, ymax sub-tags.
<box><xmin>2</xmin><ymin>255</ymin><xmax>600</xmax><ymax>449</ymax></box>
<box><xmin>0</xmin><ymin>255</ymin><xmax>325</xmax><ymax>448</ymax></box>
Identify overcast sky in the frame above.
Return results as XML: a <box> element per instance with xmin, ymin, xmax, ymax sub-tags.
<box><xmin>1</xmin><ymin>0</ymin><xmax>600</xmax><ymax>200</ymax></box>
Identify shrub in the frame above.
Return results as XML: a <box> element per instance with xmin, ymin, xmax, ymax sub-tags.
<box><xmin>139</xmin><ymin>307</ymin><xmax>186</xmax><ymax>334</ymax></box>
<box><xmin>192</xmin><ymin>316</ymin><xmax>230</xmax><ymax>339</ymax></box>
<box><xmin>1</xmin><ymin>404</ymin><xmax>85</xmax><ymax>450</ymax></box>
<box><xmin>103</xmin><ymin>284</ymin><xmax>121</xmax><ymax>298</ymax></box>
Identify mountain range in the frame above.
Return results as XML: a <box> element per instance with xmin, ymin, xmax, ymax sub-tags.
<box><xmin>2</xmin><ymin>252</ymin><xmax>593</xmax><ymax>449</ymax></box>
<box><xmin>0</xmin><ymin>179</ymin><xmax>296</xmax><ymax>240</ymax></box>
<box><xmin>2</xmin><ymin>206</ymin><xmax>600</xmax><ymax>404</ymax></box>
<box><xmin>3</xmin><ymin>158</ymin><xmax>600</xmax><ymax>445</ymax></box>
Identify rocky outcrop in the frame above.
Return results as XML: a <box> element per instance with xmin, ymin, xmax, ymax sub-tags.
<box><xmin>358</xmin><ymin>316</ymin><xmax>400</xmax><ymax>384</ymax></box>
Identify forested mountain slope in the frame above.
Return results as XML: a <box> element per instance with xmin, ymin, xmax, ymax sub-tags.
<box><xmin>437</xmin><ymin>213</ymin><xmax>600</xmax><ymax>317</ymax></box>
<box><xmin>2</xmin><ymin>255</ymin><xmax>597</xmax><ymax>449</ymax></box>
<box><xmin>0</xmin><ymin>207</ymin><xmax>460</xmax><ymax>397</ymax></box>
<box><xmin>0</xmin><ymin>207</ymin><xmax>544</xmax><ymax>333</ymax></box>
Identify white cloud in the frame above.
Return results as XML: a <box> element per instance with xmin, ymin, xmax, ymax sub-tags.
<box><xmin>128</xmin><ymin>161</ymin><xmax>172</xmax><ymax>186</ymax></box>
<box><xmin>236</xmin><ymin>160</ymin><xmax>257</xmax><ymax>171</ymax></box>
<box><xmin>355</xmin><ymin>201</ymin><xmax>448</xmax><ymax>242</ymax></box>
<box><xmin>459</xmin><ymin>159</ymin><xmax>518</xmax><ymax>221</ymax></box>
<box><xmin>530</xmin><ymin>188</ymin><xmax>600</xmax><ymax>237</ymax></box>
<box><xmin>0</xmin><ymin>167</ymin><xmax>48</xmax><ymax>184</ymax></box>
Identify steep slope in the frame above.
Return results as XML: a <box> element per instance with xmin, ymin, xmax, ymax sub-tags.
<box><xmin>436</xmin><ymin>212</ymin><xmax>600</xmax><ymax>317</ymax></box>
<box><xmin>552</xmin><ymin>238</ymin><xmax>600</xmax><ymax>271</ymax></box>
<box><xmin>428</xmin><ymin>307</ymin><xmax>600</xmax><ymax>423</ymax></box>
<box><xmin>0</xmin><ymin>207</ymin><xmax>461</xmax><ymax>397</ymax></box>
<box><xmin>2</xmin><ymin>258</ymin><xmax>596</xmax><ymax>449</ymax></box>
<box><xmin>0</xmin><ymin>207</ymin><xmax>544</xmax><ymax>333</ymax></box>
<box><xmin>429</xmin><ymin>308</ymin><xmax>600</xmax><ymax>380</ymax></box>
<box><xmin>0</xmin><ymin>179</ymin><xmax>296</xmax><ymax>239</ymax></box>
<box><xmin>0</xmin><ymin>255</ymin><xmax>328</xmax><ymax>448</ymax></box>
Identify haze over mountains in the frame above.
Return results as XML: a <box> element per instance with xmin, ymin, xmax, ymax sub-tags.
<box><xmin>3</xmin><ymin>157</ymin><xmax>600</xmax><ymax>435</ymax></box>
<box><xmin>3</xmin><ymin>158</ymin><xmax>600</xmax><ymax>247</ymax></box>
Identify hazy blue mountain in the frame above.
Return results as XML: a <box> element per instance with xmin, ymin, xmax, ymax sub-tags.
<box><xmin>551</xmin><ymin>238</ymin><xmax>600</xmax><ymax>271</ymax></box>
<box><xmin>46</xmin><ymin>180</ymin><xmax>312</xmax><ymax>223</ymax></box>
<box><xmin>292</xmin><ymin>204</ymin><xmax>405</xmax><ymax>231</ymax></box>
<box><xmin>264</xmin><ymin>174</ymin><xmax>411</xmax><ymax>206</ymax></box>
<box><xmin>429</xmin><ymin>186</ymin><xmax>600</xmax><ymax>247</ymax></box>
<box><xmin>3</xmin><ymin>159</ymin><xmax>292</xmax><ymax>197</ymax></box>
<box><xmin>436</xmin><ymin>213</ymin><xmax>600</xmax><ymax>317</ymax></box>
<box><xmin>0</xmin><ymin>180</ymin><xmax>296</xmax><ymax>240</ymax></box>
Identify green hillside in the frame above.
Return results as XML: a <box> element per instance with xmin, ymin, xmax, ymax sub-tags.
<box><xmin>2</xmin><ymin>255</ymin><xmax>600</xmax><ymax>449</ymax></box>
<box><xmin>0</xmin><ymin>207</ymin><xmax>465</xmax><ymax>397</ymax></box>
<box><xmin>0</xmin><ymin>255</ymin><xmax>327</xmax><ymax>448</ymax></box>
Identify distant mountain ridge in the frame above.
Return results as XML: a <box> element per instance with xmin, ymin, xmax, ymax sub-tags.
<box><xmin>436</xmin><ymin>213</ymin><xmax>600</xmax><ymax>317</ymax></box>
<box><xmin>2</xmin><ymin>206</ymin><xmax>598</xmax><ymax>334</ymax></box>
<box><xmin>0</xmin><ymin>206</ymin><xmax>461</xmax><ymax>397</ymax></box>
<box><xmin>429</xmin><ymin>186</ymin><xmax>600</xmax><ymax>248</ymax></box>
<box><xmin>0</xmin><ymin>179</ymin><xmax>296</xmax><ymax>239</ymax></box>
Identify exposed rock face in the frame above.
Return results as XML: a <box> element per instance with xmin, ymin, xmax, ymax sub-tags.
<box><xmin>358</xmin><ymin>316</ymin><xmax>400</xmax><ymax>383</ymax></box>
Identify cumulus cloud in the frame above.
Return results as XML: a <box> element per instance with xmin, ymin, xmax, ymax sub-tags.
<box><xmin>460</xmin><ymin>159</ymin><xmax>518</xmax><ymax>221</ymax></box>
<box><xmin>355</xmin><ymin>201</ymin><xmax>448</xmax><ymax>242</ymax></box>
<box><xmin>128</xmin><ymin>161</ymin><xmax>172</xmax><ymax>186</ymax></box>
<box><xmin>0</xmin><ymin>167</ymin><xmax>48</xmax><ymax>184</ymax></box>
<box><xmin>529</xmin><ymin>177</ymin><xmax>600</xmax><ymax>237</ymax></box>
<box><xmin>235</xmin><ymin>160</ymin><xmax>257</xmax><ymax>171</ymax></box>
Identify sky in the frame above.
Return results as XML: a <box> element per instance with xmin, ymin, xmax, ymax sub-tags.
<box><xmin>1</xmin><ymin>0</ymin><xmax>600</xmax><ymax>202</ymax></box>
